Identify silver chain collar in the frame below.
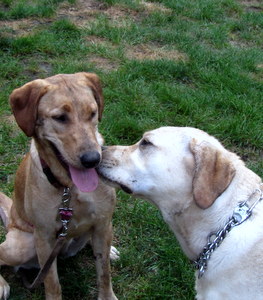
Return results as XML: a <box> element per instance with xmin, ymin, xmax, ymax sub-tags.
<box><xmin>194</xmin><ymin>185</ymin><xmax>263</xmax><ymax>278</ymax></box>
<box><xmin>58</xmin><ymin>187</ymin><xmax>73</xmax><ymax>237</ymax></box>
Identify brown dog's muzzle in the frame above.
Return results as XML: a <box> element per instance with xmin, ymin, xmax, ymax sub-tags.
<box><xmin>80</xmin><ymin>151</ymin><xmax>101</xmax><ymax>169</ymax></box>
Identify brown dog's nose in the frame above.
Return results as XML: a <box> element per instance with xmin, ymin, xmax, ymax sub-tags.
<box><xmin>80</xmin><ymin>151</ymin><xmax>101</xmax><ymax>168</ymax></box>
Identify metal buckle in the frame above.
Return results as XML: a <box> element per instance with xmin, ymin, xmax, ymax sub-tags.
<box><xmin>232</xmin><ymin>202</ymin><xmax>251</xmax><ymax>226</ymax></box>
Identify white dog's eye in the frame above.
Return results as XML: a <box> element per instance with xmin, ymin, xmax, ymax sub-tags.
<box><xmin>140</xmin><ymin>139</ymin><xmax>153</xmax><ymax>147</ymax></box>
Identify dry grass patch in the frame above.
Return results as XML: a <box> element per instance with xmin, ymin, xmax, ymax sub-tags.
<box><xmin>85</xmin><ymin>35</ymin><xmax>117</xmax><ymax>48</ymax></box>
<box><xmin>57</xmin><ymin>0</ymin><xmax>105</xmax><ymax>27</ymax></box>
<box><xmin>0</xmin><ymin>19</ymin><xmax>51</xmax><ymax>37</ymax></box>
<box><xmin>0</xmin><ymin>0</ymin><xmax>173</xmax><ymax>37</ymax></box>
<box><xmin>20</xmin><ymin>59</ymin><xmax>53</xmax><ymax>79</ymax></box>
<box><xmin>126</xmin><ymin>43</ymin><xmax>188</xmax><ymax>61</ymax></box>
<box><xmin>0</xmin><ymin>0</ymin><xmax>104</xmax><ymax>35</ymax></box>
<box><xmin>240</xmin><ymin>0</ymin><xmax>263</xmax><ymax>11</ymax></box>
<box><xmin>89</xmin><ymin>55</ymin><xmax>120</xmax><ymax>71</ymax></box>
<box><xmin>140</xmin><ymin>0</ymin><xmax>172</xmax><ymax>14</ymax></box>
<box><xmin>64</xmin><ymin>0</ymin><xmax>173</xmax><ymax>28</ymax></box>
<box><xmin>85</xmin><ymin>36</ymin><xmax>120</xmax><ymax>71</ymax></box>
<box><xmin>105</xmin><ymin>5</ymin><xmax>132</xmax><ymax>19</ymax></box>
<box><xmin>59</xmin><ymin>0</ymin><xmax>138</xmax><ymax>28</ymax></box>
<box><xmin>2</xmin><ymin>115</ymin><xmax>17</xmax><ymax>127</ymax></box>
<box><xmin>229</xmin><ymin>33</ymin><xmax>250</xmax><ymax>48</ymax></box>
<box><xmin>250</xmin><ymin>64</ymin><xmax>263</xmax><ymax>82</ymax></box>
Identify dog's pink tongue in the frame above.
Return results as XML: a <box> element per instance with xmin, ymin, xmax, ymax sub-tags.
<box><xmin>69</xmin><ymin>166</ymin><xmax>99</xmax><ymax>192</ymax></box>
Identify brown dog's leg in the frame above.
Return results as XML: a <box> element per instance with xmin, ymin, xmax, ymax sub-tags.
<box><xmin>92</xmin><ymin>223</ymin><xmax>117</xmax><ymax>300</ymax></box>
<box><xmin>34</xmin><ymin>234</ymin><xmax>62</xmax><ymax>300</ymax></box>
<box><xmin>0</xmin><ymin>229</ymin><xmax>35</xmax><ymax>299</ymax></box>
<box><xmin>61</xmin><ymin>234</ymin><xmax>90</xmax><ymax>258</ymax></box>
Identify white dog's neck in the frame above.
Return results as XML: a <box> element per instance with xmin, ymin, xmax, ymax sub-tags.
<box><xmin>156</xmin><ymin>164</ymin><xmax>262</xmax><ymax>261</ymax></box>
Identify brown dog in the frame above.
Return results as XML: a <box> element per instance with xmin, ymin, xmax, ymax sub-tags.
<box><xmin>0</xmin><ymin>73</ymin><xmax>118</xmax><ymax>300</ymax></box>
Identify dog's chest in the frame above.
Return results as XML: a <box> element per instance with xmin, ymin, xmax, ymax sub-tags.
<box><xmin>69</xmin><ymin>192</ymin><xmax>106</xmax><ymax>231</ymax></box>
<box><xmin>55</xmin><ymin>184</ymin><xmax>115</xmax><ymax>237</ymax></box>
<box><xmin>71</xmin><ymin>193</ymin><xmax>97</xmax><ymax>224</ymax></box>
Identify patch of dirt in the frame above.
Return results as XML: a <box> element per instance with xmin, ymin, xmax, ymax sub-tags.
<box><xmin>85</xmin><ymin>35</ymin><xmax>118</xmax><ymax>51</ymax></box>
<box><xmin>38</xmin><ymin>62</ymin><xmax>53</xmax><ymax>74</ymax></box>
<box><xmin>85</xmin><ymin>36</ymin><xmax>120</xmax><ymax>70</ymax></box>
<box><xmin>2</xmin><ymin>115</ymin><xmax>17</xmax><ymax>126</ymax></box>
<box><xmin>0</xmin><ymin>0</ymin><xmax>173</xmax><ymax>37</ymax></box>
<box><xmin>57</xmin><ymin>0</ymin><xmax>106</xmax><ymax>27</ymax></box>
<box><xmin>58</xmin><ymin>0</ymin><xmax>173</xmax><ymax>27</ymax></box>
<box><xmin>229</xmin><ymin>35</ymin><xmax>249</xmax><ymax>48</ymax></box>
<box><xmin>0</xmin><ymin>0</ymin><xmax>186</xmax><ymax>72</ymax></box>
<box><xmin>0</xmin><ymin>19</ymin><xmax>52</xmax><ymax>37</ymax></box>
<box><xmin>89</xmin><ymin>56</ymin><xmax>119</xmax><ymax>72</ymax></box>
<box><xmin>104</xmin><ymin>6</ymin><xmax>139</xmax><ymax>27</ymax></box>
<box><xmin>85</xmin><ymin>35</ymin><xmax>114</xmax><ymax>45</ymax></box>
<box><xmin>125</xmin><ymin>43</ymin><xmax>188</xmax><ymax>61</ymax></box>
<box><xmin>250</xmin><ymin>64</ymin><xmax>263</xmax><ymax>82</ymax></box>
<box><xmin>240</xmin><ymin>0</ymin><xmax>263</xmax><ymax>11</ymax></box>
<box><xmin>58</xmin><ymin>0</ymin><xmax>143</xmax><ymax>28</ymax></box>
<box><xmin>140</xmin><ymin>0</ymin><xmax>172</xmax><ymax>14</ymax></box>
<box><xmin>0</xmin><ymin>0</ymin><xmax>105</xmax><ymax>35</ymax></box>
<box><xmin>1</xmin><ymin>115</ymin><xmax>22</xmax><ymax>142</ymax></box>
<box><xmin>21</xmin><ymin>59</ymin><xmax>53</xmax><ymax>79</ymax></box>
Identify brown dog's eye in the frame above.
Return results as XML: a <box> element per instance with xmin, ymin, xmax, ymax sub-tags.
<box><xmin>52</xmin><ymin>114</ymin><xmax>68</xmax><ymax>123</ymax></box>
<box><xmin>90</xmin><ymin>111</ymin><xmax>97</xmax><ymax>120</ymax></box>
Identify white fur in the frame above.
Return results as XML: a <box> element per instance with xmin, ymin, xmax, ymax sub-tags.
<box><xmin>98</xmin><ymin>126</ymin><xmax>263</xmax><ymax>299</ymax></box>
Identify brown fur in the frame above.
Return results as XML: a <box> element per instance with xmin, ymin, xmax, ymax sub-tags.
<box><xmin>0</xmin><ymin>73</ymin><xmax>117</xmax><ymax>300</ymax></box>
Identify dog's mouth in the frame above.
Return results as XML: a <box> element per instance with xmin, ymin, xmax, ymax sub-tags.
<box><xmin>49</xmin><ymin>142</ymin><xmax>99</xmax><ymax>192</ymax></box>
<box><xmin>97</xmin><ymin>169</ymin><xmax>132</xmax><ymax>194</ymax></box>
<box><xmin>49</xmin><ymin>142</ymin><xmax>68</xmax><ymax>170</ymax></box>
<box><xmin>119</xmin><ymin>184</ymin><xmax>133</xmax><ymax>194</ymax></box>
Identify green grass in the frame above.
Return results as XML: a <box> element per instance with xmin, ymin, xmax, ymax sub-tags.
<box><xmin>0</xmin><ymin>0</ymin><xmax>262</xmax><ymax>299</ymax></box>
<box><xmin>0</xmin><ymin>0</ymin><xmax>75</xmax><ymax>19</ymax></box>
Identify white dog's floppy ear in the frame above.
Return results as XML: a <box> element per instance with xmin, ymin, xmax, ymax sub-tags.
<box><xmin>83</xmin><ymin>72</ymin><xmax>104</xmax><ymax>122</ymax></box>
<box><xmin>190</xmin><ymin>139</ymin><xmax>236</xmax><ymax>209</ymax></box>
<box><xmin>9</xmin><ymin>80</ymin><xmax>48</xmax><ymax>137</ymax></box>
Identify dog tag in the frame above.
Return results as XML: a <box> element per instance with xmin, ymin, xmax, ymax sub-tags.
<box><xmin>232</xmin><ymin>203</ymin><xmax>251</xmax><ymax>225</ymax></box>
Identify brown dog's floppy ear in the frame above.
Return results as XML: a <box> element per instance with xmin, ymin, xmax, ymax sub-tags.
<box><xmin>83</xmin><ymin>72</ymin><xmax>104</xmax><ymax>121</ymax></box>
<box><xmin>9</xmin><ymin>80</ymin><xmax>48</xmax><ymax>137</ymax></box>
<box><xmin>190</xmin><ymin>139</ymin><xmax>236</xmax><ymax>209</ymax></box>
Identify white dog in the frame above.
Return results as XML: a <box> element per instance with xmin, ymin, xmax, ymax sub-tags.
<box><xmin>97</xmin><ymin>126</ymin><xmax>263</xmax><ymax>300</ymax></box>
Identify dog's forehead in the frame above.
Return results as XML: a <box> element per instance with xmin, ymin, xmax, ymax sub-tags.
<box><xmin>144</xmin><ymin>127</ymin><xmax>220</xmax><ymax>151</ymax></box>
<box><xmin>43</xmin><ymin>74</ymin><xmax>94</xmax><ymax>98</ymax></box>
<box><xmin>144</xmin><ymin>127</ymin><xmax>191</xmax><ymax>144</ymax></box>
<box><xmin>45</xmin><ymin>73</ymin><xmax>88</xmax><ymax>85</ymax></box>
<box><xmin>46</xmin><ymin>84</ymin><xmax>94</xmax><ymax>100</ymax></box>
<box><xmin>39</xmin><ymin>80</ymin><xmax>96</xmax><ymax>113</ymax></box>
